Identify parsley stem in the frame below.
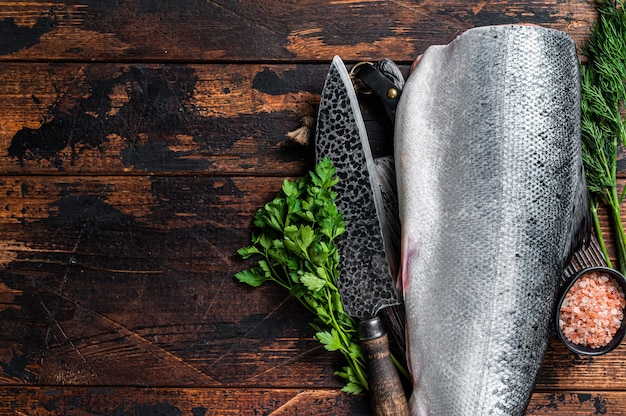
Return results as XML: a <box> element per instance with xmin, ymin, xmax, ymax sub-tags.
<box><xmin>346</xmin><ymin>343</ymin><xmax>368</xmax><ymax>388</ymax></box>
<box><xmin>324</xmin><ymin>286</ymin><xmax>369</xmax><ymax>390</ymax></box>
<box><xmin>237</xmin><ymin>158</ymin><xmax>372</xmax><ymax>394</ymax></box>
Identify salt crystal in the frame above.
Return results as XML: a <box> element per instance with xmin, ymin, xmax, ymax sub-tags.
<box><xmin>559</xmin><ymin>271</ymin><xmax>625</xmax><ymax>349</ymax></box>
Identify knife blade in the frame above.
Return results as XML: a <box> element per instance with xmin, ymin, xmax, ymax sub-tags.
<box><xmin>314</xmin><ymin>55</ymin><xmax>409</xmax><ymax>416</ymax></box>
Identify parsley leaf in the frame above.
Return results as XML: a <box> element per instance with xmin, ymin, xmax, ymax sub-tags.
<box><xmin>235</xmin><ymin>157</ymin><xmax>368</xmax><ymax>393</ymax></box>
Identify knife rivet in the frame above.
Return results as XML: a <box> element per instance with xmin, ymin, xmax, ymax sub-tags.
<box><xmin>387</xmin><ymin>87</ymin><xmax>398</xmax><ymax>100</ymax></box>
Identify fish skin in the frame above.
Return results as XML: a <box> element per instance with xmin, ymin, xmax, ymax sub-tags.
<box><xmin>394</xmin><ymin>25</ymin><xmax>589</xmax><ymax>416</ymax></box>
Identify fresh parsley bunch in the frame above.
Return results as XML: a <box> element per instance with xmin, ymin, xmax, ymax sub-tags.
<box><xmin>236</xmin><ymin>157</ymin><xmax>368</xmax><ymax>394</ymax></box>
<box><xmin>580</xmin><ymin>0</ymin><xmax>626</xmax><ymax>272</ymax></box>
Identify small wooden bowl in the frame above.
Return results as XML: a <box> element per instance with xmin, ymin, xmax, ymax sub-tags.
<box><xmin>555</xmin><ymin>266</ymin><xmax>626</xmax><ymax>356</ymax></box>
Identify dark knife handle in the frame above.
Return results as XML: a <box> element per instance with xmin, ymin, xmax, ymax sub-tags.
<box><xmin>360</xmin><ymin>317</ymin><xmax>410</xmax><ymax>416</ymax></box>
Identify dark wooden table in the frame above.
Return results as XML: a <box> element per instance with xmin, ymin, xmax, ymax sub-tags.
<box><xmin>1</xmin><ymin>1</ymin><xmax>624</xmax><ymax>414</ymax></box>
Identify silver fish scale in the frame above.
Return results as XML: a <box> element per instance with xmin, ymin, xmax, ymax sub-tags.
<box><xmin>395</xmin><ymin>26</ymin><xmax>587</xmax><ymax>415</ymax></box>
<box><xmin>315</xmin><ymin>57</ymin><xmax>399</xmax><ymax>320</ymax></box>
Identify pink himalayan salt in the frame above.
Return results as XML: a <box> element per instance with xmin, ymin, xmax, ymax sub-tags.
<box><xmin>559</xmin><ymin>271</ymin><xmax>626</xmax><ymax>349</ymax></box>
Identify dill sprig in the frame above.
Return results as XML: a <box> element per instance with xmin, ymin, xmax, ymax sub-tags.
<box><xmin>580</xmin><ymin>0</ymin><xmax>626</xmax><ymax>273</ymax></box>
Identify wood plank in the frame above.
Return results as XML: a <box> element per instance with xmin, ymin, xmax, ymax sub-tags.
<box><xmin>0</xmin><ymin>1</ymin><xmax>596</xmax><ymax>62</ymax></box>
<box><xmin>1</xmin><ymin>386</ymin><xmax>626</xmax><ymax>415</ymax></box>
<box><xmin>0</xmin><ymin>63</ymin><xmax>331</xmax><ymax>176</ymax></box>
<box><xmin>2</xmin><ymin>175</ymin><xmax>626</xmax><ymax>392</ymax></box>
<box><xmin>2</xmin><ymin>1</ymin><xmax>622</xmax><ymax>414</ymax></box>
<box><xmin>0</xmin><ymin>387</ymin><xmax>371</xmax><ymax>415</ymax></box>
<box><xmin>539</xmin><ymin>339</ymin><xmax>626</xmax><ymax>391</ymax></box>
<box><xmin>0</xmin><ymin>175</ymin><xmax>350</xmax><ymax>387</ymax></box>
<box><xmin>0</xmin><ymin>62</ymin><xmax>397</xmax><ymax>176</ymax></box>
<box><xmin>2</xmin><ymin>62</ymin><xmax>624</xmax><ymax>178</ymax></box>
<box><xmin>527</xmin><ymin>391</ymin><xmax>626</xmax><ymax>415</ymax></box>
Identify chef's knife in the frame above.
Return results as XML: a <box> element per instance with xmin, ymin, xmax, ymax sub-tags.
<box><xmin>315</xmin><ymin>55</ymin><xmax>409</xmax><ymax>416</ymax></box>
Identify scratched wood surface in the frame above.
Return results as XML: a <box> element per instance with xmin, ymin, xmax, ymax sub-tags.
<box><xmin>1</xmin><ymin>1</ymin><xmax>624</xmax><ymax>415</ymax></box>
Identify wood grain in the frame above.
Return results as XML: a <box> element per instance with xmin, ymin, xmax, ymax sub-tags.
<box><xmin>360</xmin><ymin>320</ymin><xmax>410</xmax><ymax>416</ymax></box>
<box><xmin>0</xmin><ymin>0</ymin><xmax>622</xmax><ymax>414</ymax></box>
<box><xmin>0</xmin><ymin>63</ymin><xmax>325</xmax><ymax>176</ymax></box>
<box><xmin>0</xmin><ymin>1</ymin><xmax>597</xmax><ymax>63</ymax></box>
<box><xmin>0</xmin><ymin>175</ymin><xmax>342</xmax><ymax>388</ymax></box>
<box><xmin>0</xmin><ymin>61</ymin><xmax>401</xmax><ymax>178</ymax></box>
<box><xmin>0</xmin><ymin>387</ymin><xmax>371</xmax><ymax>415</ymax></box>
<box><xmin>1</xmin><ymin>386</ymin><xmax>626</xmax><ymax>415</ymax></box>
<box><xmin>2</xmin><ymin>175</ymin><xmax>626</xmax><ymax>392</ymax></box>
